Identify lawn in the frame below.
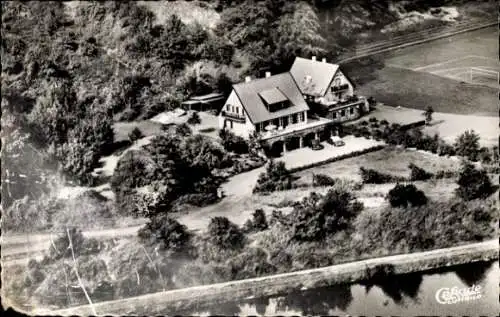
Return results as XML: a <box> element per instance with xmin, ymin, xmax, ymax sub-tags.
<box><xmin>294</xmin><ymin>147</ymin><xmax>462</xmax><ymax>182</ymax></box>
<box><xmin>355</xmin><ymin>105</ymin><xmax>498</xmax><ymax>147</ymax></box>
<box><xmin>113</xmin><ymin>120</ymin><xmax>164</xmax><ymax>143</ymax></box>
<box><xmin>176</xmin><ymin>147</ymin><xmax>467</xmax><ymax>232</ymax></box>
<box><xmin>357</xmin><ymin>66</ymin><xmax>497</xmax><ymax>116</ymax></box>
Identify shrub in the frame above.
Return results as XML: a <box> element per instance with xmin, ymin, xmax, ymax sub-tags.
<box><xmin>138</xmin><ymin>215</ymin><xmax>191</xmax><ymax>253</ymax></box>
<box><xmin>253</xmin><ymin>160</ymin><xmax>293</xmax><ymax>193</ymax></box>
<box><xmin>380</xmin><ymin>119</ymin><xmax>389</xmax><ymax>125</ymax></box>
<box><xmin>312</xmin><ymin>173</ymin><xmax>336</xmax><ymax>187</ymax></box>
<box><xmin>226</xmin><ymin>247</ymin><xmax>276</xmax><ymax>280</ymax></box>
<box><xmin>290</xmin><ymin>189</ymin><xmax>363</xmax><ymax>241</ymax></box>
<box><xmin>246</xmin><ymin>209</ymin><xmax>269</xmax><ymax>232</ymax></box>
<box><xmin>128</xmin><ymin>127</ymin><xmax>144</xmax><ymax>143</ymax></box>
<box><xmin>218</xmin><ymin>129</ymin><xmax>249</xmax><ymax>154</ymax></box>
<box><xmin>438</xmin><ymin>143</ymin><xmax>456</xmax><ymax>156</ymax></box>
<box><xmin>434</xmin><ymin>170</ymin><xmax>456</xmax><ymax>179</ymax></box>
<box><xmin>387</xmin><ymin>184</ymin><xmax>428</xmax><ymax>208</ymax></box>
<box><xmin>243</xmin><ymin>209</ymin><xmax>269</xmax><ymax>233</ymax></box>
<box><xmin>187</xmin><ymin>111</ymin><xmax>201</xmax><ymax>125</ymax></box>
<box><xmin>455</xmin><ymin>161</ymin><xmax>494</xmax><ymax>201</ymax></box>
<box><xmin>360</xmin><ymin>120</ymin><xmax>368</xmax><ymax>126</ymax></box>
<box><xmin>478</xmin><ymin>147</ymin><xmax>492</xmax><ymax>164</ymax></box>
<box><xmin>359</xmin><ymin>167</ymin><xmax>401</xmax><ymax>184</ymax></box>
<box><xmin>408</xmin><ymin>163</ymin><xmax>433</xmax><ymax>181</ymax></box>
<box><xmin>368</xmin><ymin>117</ymin><xmax>378</xmax><ymax>123</ymax></box>
<box><xmin>48</xmin><ymin>228</ymin><xmax>102</xmax><ymax>261</ymax></box>
<box><xmin>454</xmin><ymin>130</ymin><xmax>480</xmax><ymax>161</ymax></box>
<box><xmin>354</xmin><ymin>199</ymin><xmax>497</xmax><ymax>254</ymax></box>
<box><xmin>269</xmin><ymin>210</ymin><xmax>288</xmax><ymax>226</ymax></box>
<box><xmin>175</xmin><ymin>123</ymin><xmax>193</xmax><ymax>137</ymax></box>
<box><xmin>207</xmin><ymin>216</ymin><xmax>245</xmax><ymax>250</ymax></box>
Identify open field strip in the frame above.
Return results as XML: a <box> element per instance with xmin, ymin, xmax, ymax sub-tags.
<box><xmin>413</xmin><ymin>55</ymin><xmax>500</xmax><ymax>71</ymax></box>
<box><xmin>45</xmin><ymin>239</ymin><xmax>498</xmax><ymax>316</ymax></box>
<box><xmin>341</xmin><ymin>20</ymin><xmax>497</xmax><ymax>63</ymax></box>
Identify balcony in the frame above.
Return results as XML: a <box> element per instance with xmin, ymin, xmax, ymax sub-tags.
<box><xmin>221</xmin><ymin>110</ymin><xmax>246</xmax><ymax>123</ymax></box>
<box><xmin>326</xmin><ymin>95</ymin><xmax>366</xmax><ymax>110</ymax></box>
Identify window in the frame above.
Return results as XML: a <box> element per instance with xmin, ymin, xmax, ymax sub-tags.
<box><xmin>230</xmin><ymin>121</ymin><xmax>233</xmax><ymax>129</ymax></box>
<box><xmin>292</xmin><ymin>114</ymin><xmax>298</xmax><ymax>124</ymax></box>
<box><xmin>299</xmin><ymin>112</ymin><xmax>305</xmax><ymax>122</ymax></box>
<box><xmin>341</xmin><ymin>109</ymin><xmax>345</xmax><ymax>117</ymax></box>
<box><xmin>226</xmin><ymin>104</ymin><xmax>230</xmax><ymax>111</ymax></box>
<box><xmin>256</xmin><ymin>123</ymin><xmax>261</xmax><ymax>133</ymax></box>
<box><xmin>236</xmin><ymin>107</ymin><xmax>239</xmax><ymax>114</ymax></box>
<box><xmin>282</xmin><ymin>116</ymin><xmax>288</xmax><ymax>127</ymax></box>
<box><xmin>232</xmin><ymin>106</ymin><xmax>235</xmax><ymax>112</ymax></box>
<box><xmin>350</xmin><ymin>107</ymin><xmax>354</xmax><ymax>115</ymax></box>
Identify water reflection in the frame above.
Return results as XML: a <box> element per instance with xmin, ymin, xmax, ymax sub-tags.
<box><xmin>361</xmin><ymin>272</ymin><xmax>423</xmax><ymax>305</ymax></box>
<box><xmin>177</xmin><ymin>261</ymin><xmax>496</xmax><ymax>316</ymax></box>
<box><xmin>251</xmin><ymin>297</ymin><xmax>269</xmax><ymax>316</ymax></box>
<box><xmin>274</xmin><ymin>284</ymin><xmax>353</xmax><ymax>315</ymax></box>
<box><xmin>455</xmin><ymin>261</ymin><xmax>490</xmax><ymax>287</ymax></box>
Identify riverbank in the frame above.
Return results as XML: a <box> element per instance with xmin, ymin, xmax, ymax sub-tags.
<box><xmin>45</xmin><ymin>239</ymin><xmax>498</xmax><ymax>316</ymax></box>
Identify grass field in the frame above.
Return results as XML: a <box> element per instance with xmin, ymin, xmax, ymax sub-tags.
<box><xmin>294</xmin><ymin>147</ymin><xmax>462</xmax><ymax>182</ymax></box>
<box><xmin>357</xmin><ymin>66</ymin><xmax>497</xmax><ymax>116</ymax></box>
<box><xmin>383</xmin><ymin>26</ymin><xmax>498</xmax><ymax>69</ymax></box>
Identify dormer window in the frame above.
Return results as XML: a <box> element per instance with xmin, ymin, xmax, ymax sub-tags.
<box><xmin>258</xmin><ymin>87</ymin><xmax>291</xmax><ymax>112</ymax></box>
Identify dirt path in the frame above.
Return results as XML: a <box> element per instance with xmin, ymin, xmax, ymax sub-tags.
<box><xmin>1</xmin><ymin>166</ymin><xmax>265</xmax><ymax>262</ymax></box>
<box><xmin>176</xmin><ymin>166</ymin><xmax>266</xmax><ymax>230</ymax></box>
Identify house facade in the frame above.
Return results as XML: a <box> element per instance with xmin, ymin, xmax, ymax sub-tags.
<box><xmin>290</xmin><ymin>56</ymin><xmax>369</xmax><ymax>123</ymax></box>
<box><xmin>218</xmin><ymin>56</ymin><xmax>370</xmax><ymax>155</ymax></box>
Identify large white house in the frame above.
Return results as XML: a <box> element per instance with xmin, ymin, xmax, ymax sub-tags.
<box><xmin>218</xmin><ymin>56</ymin><xmax>370</xmax><ymax>155</ymax></box>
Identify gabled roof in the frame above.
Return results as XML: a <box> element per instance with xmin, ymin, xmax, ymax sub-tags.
<box><xmin>232</xmin><ymin>72</ymin><xmax>309</xmax><ymax>124</ymax></box>
<box><xmin>290</xmin><ymin>57</ymin><xmax>340</xmax><ymax>97</ymax></box>
<box><xmin>258</xmin><ymin>88</ymin><xmax>288</xmax><ymax>105</ymax></box>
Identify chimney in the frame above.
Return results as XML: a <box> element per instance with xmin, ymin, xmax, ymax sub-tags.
<box><xmin>322</xmin><ymin>58</ymin><xmax>326</xmax><ymax>63</ymax></box>
<box><xmin>245</xmin><ymin>76</ymin><xmax>251</xmax><ymax>83</ymax></box>
<box><xmin>265</xmin><ymin>71</ymin><xmax>271</xmax><ymax>78</ymax></box>
<box><xmin>312</xmin><ymin>56</ymin><xmax>317</xmax><ymax>61</ymax></box>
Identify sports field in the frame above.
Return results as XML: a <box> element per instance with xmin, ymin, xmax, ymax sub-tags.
<box><xmin>357</xmin><ymin>26</ymin><xmax>498</xmax><ymax>116</ymax></box>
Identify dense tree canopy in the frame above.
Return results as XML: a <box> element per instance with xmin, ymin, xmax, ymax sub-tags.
<box><xmin>455</xmin><ymin>161</ymin><xmax>494</xmax><ymax>201</ymax></box>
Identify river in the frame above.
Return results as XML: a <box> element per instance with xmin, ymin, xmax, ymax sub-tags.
<box><xmin>178</xmin><ymin>260</ymin><xmax>498</xmax><ymax>316</ymax></box>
